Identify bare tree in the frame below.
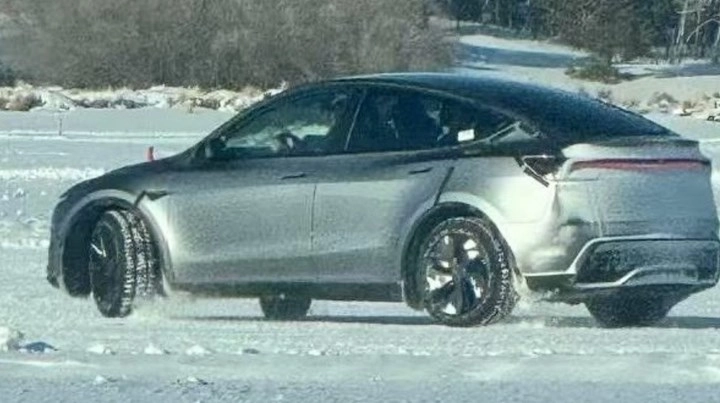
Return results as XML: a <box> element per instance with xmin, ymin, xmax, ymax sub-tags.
<box><xmin>2</xmin><ymin>0</ymin><xmax>451</xmax><ymax>89</ymax></box>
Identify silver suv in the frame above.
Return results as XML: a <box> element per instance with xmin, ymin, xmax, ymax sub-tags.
<box><xmin>47</xmin><ymin>73</ymin><xmax>720</xmax><ymax>327</ymax></box>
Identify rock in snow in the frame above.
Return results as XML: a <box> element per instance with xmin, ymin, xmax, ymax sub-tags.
<box><xmin>143</xmin><ymin>344</ymin><xmax>169</xmax><ymax>355</ymax></box>
<box><xmin>19</xmin><ymin>341</ymin><xmax>57</xmax><ymax>354</ymax></box>
<box><xmin>87</xmin><ymin>344</ymin><xmax>115</xmax><ymax>355</ymax></box>
<box><xmin>238</xmin><ymin>347</ymin><xmax>261</xmax><ymax>355</ymax></box>
<box><xmin>183</xmin><ymin>376</ymin><xmax>210</xmax><ymax>386</ymax></box>
<box><xmin>0</xmin><ymin>326</ymin><xmax>23</xmax><ymax>352</ymax></box>
<box><xmin>93</xmin><ymin>375</ymin><xmax>109</xmax><ymax>386</ymax></box>
<box><xmin>185</xmin><ymin>344</ymin><xmax>213</xmax><ymax>356</ymax></box>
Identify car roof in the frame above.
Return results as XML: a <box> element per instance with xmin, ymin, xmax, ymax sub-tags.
<box><xmin>330</xmin><ymin>72</ymin><xmax>577</xmax><ymax>106</ymax></box>
<box><xmin>327</xmin><ymin>72</ymin><xmax>670</xmax><ymax>140</ymax></box>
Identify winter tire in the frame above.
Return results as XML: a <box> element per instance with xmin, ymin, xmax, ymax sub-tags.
<box><xmin>88</xmin><ymin>209</ymin><xmax>160</xmax><ymax>318</ymax></box>
<box><xmin>415</xmin><ymin>216</ymin><xmax>516</xmax><ymax>327</ymax></box>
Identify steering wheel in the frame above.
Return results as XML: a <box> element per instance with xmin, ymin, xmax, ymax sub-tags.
<box><xmin>274</xmin><ymin>131</ymin><xmax>303</xmax><ymax>154</ymax></box>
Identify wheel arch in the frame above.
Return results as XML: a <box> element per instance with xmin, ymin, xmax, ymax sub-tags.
<box><xmin>57</xmin><ymin>190</ymin><xmax>170</xmax><ymax>297</ymax></box>
<box><xmin>399</xmin><ymin>198</ymin><xmax>516</xmax><ymax>310</ymax></box>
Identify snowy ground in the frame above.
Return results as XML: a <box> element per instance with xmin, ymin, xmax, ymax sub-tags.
<box><xmin>2</xmin><ymin>36</ymin><xmax>720</xmax><ymax>402</ymax></box>
<box><xmin>0</xmin><ymin>83</ymin><xmax>286</xmax><ymax>113</ymax></box>
<box><xmin>2</xmin><ymin>110</ymin><xmax>720</xmax><ymax>402</ymax></box>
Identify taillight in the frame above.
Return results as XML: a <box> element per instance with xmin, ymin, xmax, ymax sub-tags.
<box><xmin>571</xmin><ymin>159</ymin><xmax>708</xmax><ymax>172</ymax></box>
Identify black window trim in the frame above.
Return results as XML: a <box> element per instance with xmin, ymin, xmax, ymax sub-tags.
<box><xmin>339</xmin><ymin>83</ymin><xmax>541</xmax><ymax>157</ymax></box>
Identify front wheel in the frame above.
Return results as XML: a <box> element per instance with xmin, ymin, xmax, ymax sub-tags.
<box><xmin>415</xmin><ymin>216</ymin><xmax>517</xmax><ymax>327</ymax></box>
<box><xmin>259</xmin><ymin>295</ymin><xmax>311</xmax><ymax>320</ymax></box>
<box><xmin>585</xmin><ymin>295</ymin><xmax>672</xmax><ymax>328</ymax></box>
<box><xmin>88</xmin><ymin>209</ymin><xmax>161</xmax><ymax>318</ymax></box>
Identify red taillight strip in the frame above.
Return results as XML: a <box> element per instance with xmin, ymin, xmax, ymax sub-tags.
<box><xmin>571</xmin><ymin>159</ymin><xmax>708</xmax><ymax>172</ymax></box>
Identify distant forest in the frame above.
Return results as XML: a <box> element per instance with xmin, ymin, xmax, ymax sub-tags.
<box><xmin>436</xmin><ymin>0</ymin><xmax>720</xmax><ymax>63</ymax></box>
<box><xmin>0</xmin><ymin>1</ymin><xmax>717</xmax><ymax>89</ymax></box>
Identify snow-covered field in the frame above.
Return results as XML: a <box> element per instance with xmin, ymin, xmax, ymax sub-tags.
<box><xmin>1</xmin><ymin>110</ymin><xmax>720</xmax><ymax>402</ymax></box>
<box><xmin>2</xmin><ymin>35</ymin><xmax>720</xmax><ymax>402</ymax></box>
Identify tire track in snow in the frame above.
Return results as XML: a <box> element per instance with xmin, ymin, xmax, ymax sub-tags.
<box><xmin>0</xmin><ymin>167</ymin><xmax>105</xmax><ymax>181</ymax></box>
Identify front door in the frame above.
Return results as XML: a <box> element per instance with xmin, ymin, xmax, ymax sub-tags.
<box><xmin>166</xmin><ymin>158</ymin><xmax>316</xmax><ymax>284</ymax></box>
<box><xmin>166</xmin><ymin>88</ymin><xmax>359</xmax><ymax>284</ymax></box>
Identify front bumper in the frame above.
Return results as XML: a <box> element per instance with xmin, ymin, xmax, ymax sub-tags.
<box><xmin>524</xmin><ymin>235</ymin><xmax>720</xmax><ymax>300</ymax></box>
<box><xmin>46</xmin><ymin>195</ymin><xmax>73</xmax><ymax>290</ymax></box>
<box><xmin>46</xmin><ymin>234</ymin><xmax>61</xmax><ymax>289</ymax></box>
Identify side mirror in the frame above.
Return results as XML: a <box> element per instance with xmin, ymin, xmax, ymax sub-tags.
<box><xmin>204</xmin><ymin>137</ymin><xmax>227</xmax><ymax>160</ymax></box>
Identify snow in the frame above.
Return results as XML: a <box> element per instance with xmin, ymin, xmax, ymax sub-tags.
<box><xmin>143</xmin><ymin>344</ymin><xmax>169</xmax><ymax>356</ymax></box>
<box><xmin>185</xmin><ymin>344</ymin><xmax>213</xmax><ymax>356</ymax></box>
<box><xmin>0</xmin><ymin>83</ymin><xmax>286</xmax><ymax>113</ymax></box>
<box><xmin>86</xmin><ymin>344</ymin><xmax>115</xmax><ymax>355</ymax></box>
<box><xmin>0</xmin><ymin>33</ymin><xmax>719</xmax><ymax>402</ymax></box>
<box><xmin>0</xmin><ymin>326</ymin><xmax>23</xmax><ymax>352</ymax></box>
<box><xmin>0</xmin><ymin>111</ymin><xmax>719</xmax><ymax>401</ymax></box>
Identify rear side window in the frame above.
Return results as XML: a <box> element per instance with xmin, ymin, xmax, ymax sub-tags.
<box><xmin>346</xmin><ymin>90</ymin><xmax>519</xmax><ymax>153</ymax></box>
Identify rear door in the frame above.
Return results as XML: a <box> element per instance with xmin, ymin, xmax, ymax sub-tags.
<box><xmin>311</xmin><ymin>88</ymin><xmax>466</xmax><ymax>283</ymax></box>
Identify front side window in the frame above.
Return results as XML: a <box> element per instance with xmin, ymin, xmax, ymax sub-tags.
<box><xmin>210</xmin><ymin>90</ymin><xmax>356</xmax><ymax>159</ymax></box>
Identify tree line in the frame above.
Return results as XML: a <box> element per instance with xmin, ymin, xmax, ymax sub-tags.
<box><xmin>437</xmin><ymin>0</ymin><xmax>720</xmax><ymax>63</ymax></box>
<box><xmin>0</xmin><ymin>0</ymin><xmax>449</xmax><ymax>89</ymax></box>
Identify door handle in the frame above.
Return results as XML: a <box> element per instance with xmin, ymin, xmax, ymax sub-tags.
<box><xmin>281</xmin><ymin>172</ymin><xmax>307</xmax><ymax>180</ymax></box>
<box><xmin>408</xmin><ymin>167</ymin><xmax>433</xmax><ymax>175</ymax></box>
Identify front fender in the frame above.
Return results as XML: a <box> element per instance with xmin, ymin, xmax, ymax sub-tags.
<box><xmin>51</xmin><ymin>188</ymin><xmax>173</xmax><ymax>296</ymax></box>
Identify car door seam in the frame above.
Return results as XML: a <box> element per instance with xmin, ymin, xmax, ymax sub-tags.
<box><xmin>433</xmin><ymin>165</ymin><xmax>455</xmax><ymax>205</ymax></box>
<box><xmin>310</xmin><ymin>183</ymin><xmax>318</xmax><ymax>251</ymax></box>
<box><xmin>344</xmin><ymin>88</ymin><xmax>368</xmax><ymax>152</ymax></box>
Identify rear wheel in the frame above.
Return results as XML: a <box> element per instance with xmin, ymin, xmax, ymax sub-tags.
<box><xmin>585</xmin><ymin>295</ymin><xmax>671</xmax><ymax>328</ymax></box>
<box><xmin>259</xmin><ymin>295</ymin><xmax>311</xmax><ymax>320</ymax></box>
<box><xmin>415</xmin><ymin>216</ymin><xmax>516</xmax><ymax>327</ymax></box>
<box><xmin>88</xmin><ymin>209</ymin><xmax>161</xmax><ymax>318</ymax></box>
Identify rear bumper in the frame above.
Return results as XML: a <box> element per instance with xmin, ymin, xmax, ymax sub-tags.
<box><xmin>524</xmin><ymin>235</ymin><xmax>720</xmax><ymax>299</ymax></box>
